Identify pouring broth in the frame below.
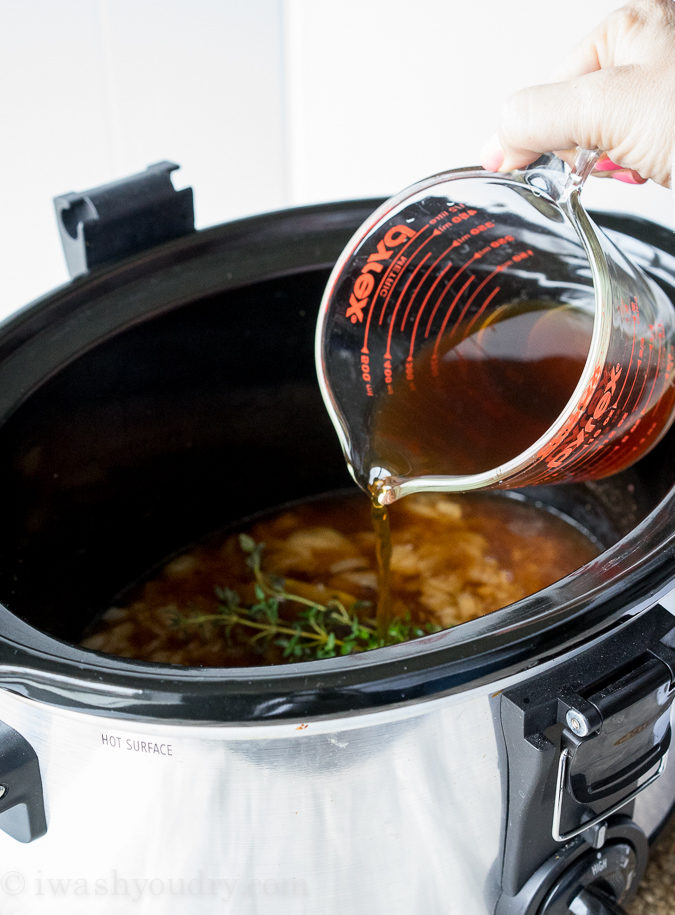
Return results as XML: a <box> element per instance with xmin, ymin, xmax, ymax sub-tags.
<box><xmin>81</xmin><ymin>491</ymin><xmax>599</xmax><ymax>666</ymax></box>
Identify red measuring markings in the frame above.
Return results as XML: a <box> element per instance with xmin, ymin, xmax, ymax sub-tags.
<box><xmin>569</xmin><ymin>374</ymin><xmax>658</xmax><ymax>479</ymax></box>
<box><xmin>377</xmin><ymin>210</ymin><xmax>489</xmax><ymax>332</ymax></box>
<box><xmin>386</xmin><ymin>244</ymin><xmax>460</xmax><ymax>387</ymax></box>
<box><xmin>550</xmin><ymin>363</ymin><xmax>625</xmax><ymax>477</ymax></box>
<box><xmin>378</xmin><ymin>234</ymin><xmax>436</xmax><ymax>326</ymax></box>
<box><xmin>383</xmin><ymin>251</ymin><xmax>433</xmax><ymax>365</ymax></box>
<box><xmin>352</xmin><ymin>224</ymin><xmax>432</xmax><ymax>396</ymax></box>
<box><xmin>398</xmin><ymin>221</ymin><xmax>497</xmax><ymax>335</ymax></box>
<box><xmin>424</xmin><ymin>232</ymin><xmax>511</xmax><ymax>338</ymax></box>
<box><xmin>527</xmin><ymin>366</ymin><xmax>603</xmax><ymax>482</ymax></box>
<box><xmin>533</xmin><ymin>297</ymin><xmax>672</xmax><ymax>481</ymax></box>
<box><xmin>423</xmin><ymin>254</ymin><xmax>483</xmax><ymax>352</ymax></box>
<box><xmin>358</xmin><ymin>349</ymin><xmax>372</xmax><ymax>396</ymax></box>
<box><xmin>345</xmin><ymin>223</ymin><xmax>420</xmax><ymax>328</ymax></box>
<box><xmin>571</xmin><ymin>311</ymin><xmax>639</xmax><ymax>472</ymax></box>
<box><xmin>356</xmin><ymin>224</ymin><xmax>433</xmax><ymax>366</ymax></box>
<box><xmin>612</xmin><ymin>300</ymin><xmax>640</xmax><ymax>408</ymax></box>
<box><xmin>399</xmin><ymin>245</ymin><xmax>459</xmax><ymax>333</ymax></box>
<box><xmin>401</xmin><ymin>243</ymin><xmax>480</xmax><ymax>336</ymax></box>
<box><xmin>642</xmin><ymin>324</ymin><xmax>670</xmax><ymax>416</ymax></box>
<box><xmin>380</xmin><ymin>238</ymin><xmax>446</xmax><ymax>329</ymax></box>
<box><xmin>374</xmin><ymin>223</ymin><xmax>434</xmax><ymax>307</ymax></box>
<box><xmin>403</xmin><ymin>224</ymin><xmax>495</xmax><ymax>340</ymax></box>
<box><xmin>572</xmin><ymin>298</ymin><xmax>651</xmax><ymax>473</ymax></box>
<box><xmin>407</xmin><ymin>254</ymin><xmax>503</xmax><ymax>373</ymax></box>
<box><xmin>628</xmin><ymin>338</ymin><xmax>652</xmax><ymax>425</ymax></box>
<box><xmin>430</xmin><ymin>275</ymin><xmax>476</xmax><ymax>376</ymax></box>
<box><xmin>441</xmin><ymin>248</ymin><xmax>534</xmax><ymax>345</ymax></box>
<box><xmin>378</xmin><ymin>255</ymin><xmax>408</xmax><ymax>305</ymax></box>
<box><xmin>375</xmin><ymin>216</ymin><xmax>454</xmax><ymax>309</ymax></box>
<box><xmin>641</xmin><ymin>324</ymin><xmax>662</xmax><ymax>416</ymax></box>
<box><xmin>615</xmin><ymin>301</ymin><xmax>642</xmax><ymax>419</ymax></box>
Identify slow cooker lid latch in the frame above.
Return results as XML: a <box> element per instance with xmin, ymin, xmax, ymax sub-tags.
<box><xmin>551</xmin><ymin>654</ymin><xmax>673</xmax><ymax>842</ymax></box>
<box><xmin>53</xmin><ymin>161</ymin><xmax>195</xmax><ymax>279</ymax></box>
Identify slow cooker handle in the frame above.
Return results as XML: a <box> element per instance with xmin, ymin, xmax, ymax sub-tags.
<box><xmin>0</xmin><ymin>720</ymin><xmax>47</xmax><ymax>843</ymax></box>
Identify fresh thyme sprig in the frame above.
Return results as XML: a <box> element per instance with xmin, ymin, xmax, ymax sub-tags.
<box><xmin>173</xmin><ymin>533</ymin><xmax>440</xmax><ymax>661</ymax></box>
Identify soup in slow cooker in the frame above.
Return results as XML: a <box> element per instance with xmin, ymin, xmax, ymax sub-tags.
<box><xmin>81</xmin><ymin>491</ymin><xmax>599</xmax><ymax>666</ymax></box>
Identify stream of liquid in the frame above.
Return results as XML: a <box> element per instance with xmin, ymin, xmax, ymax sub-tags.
<box><xmin>371</xmin><ymin>501</ymin><xmax>393</xmax><ymax>638</ymax></box>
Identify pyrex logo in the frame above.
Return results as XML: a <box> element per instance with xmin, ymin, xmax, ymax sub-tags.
<box><xmin>541</xmin><ymin>363</ymin><xmax>623</xmax><ymax>470</ymax></box>
<box><xmin>345</xmin><ymin>224</ymin><xmax>415</xmax><ymax>324</ymax></box>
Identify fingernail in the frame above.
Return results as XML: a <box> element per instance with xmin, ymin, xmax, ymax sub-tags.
<box><xmin>481</xmin><ymin>147</ymin><xmax>504</xmax><ymax>172</ymax></box>
<box><xmin>594</xmin><ymin>156</ymin><xmax>622</xmax><ymax>172</ymax></box>
<box><xmin>612</xmin><ymin>170</ymin><xmax>644</xmax><ymax>185</ymax></box>
<box><xmin>480</xmin><ymin>136</ymin><xmax>504</xmax><ymax>172</ymax></box>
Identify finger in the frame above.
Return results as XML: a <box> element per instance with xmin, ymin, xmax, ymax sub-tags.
<box><xmin>591</xmin><ymin>155</ymin><xmax>646</xmax><ymax>182</ymax></box>
<box><xmin>593</xmin><ymin>168</ymin><xmax>647</xmax><ymax>184</ymax></box>
<box><xmin>495</xmin><ymin>67</ymin><xmax>638</xmax><ymax>171</ymax></box>
<box><xmin>555</xmin><ymin>1</ymin><xmax>675</xmax><ymax>78</ymax></box>
<box><xmin>552</xmin><ymin>27</ymin><xmax>603</xmax><ymax>80</ymax></box>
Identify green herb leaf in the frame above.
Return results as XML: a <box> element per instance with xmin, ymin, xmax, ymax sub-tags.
<box><xmin>238</xmin><ymin>533</ymin><xmax>257</xmax><ymax>554</ymax></box>
<box><xmin>174</xmin><ymin>536</ymin><xmax>445</xmax><ymax>663</ymax></box>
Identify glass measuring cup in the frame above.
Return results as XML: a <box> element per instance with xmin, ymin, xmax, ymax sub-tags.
<box><xmin>316</xmin><ymin>152</ymin><xmax>675</xmax><ymax>505</ymax></box>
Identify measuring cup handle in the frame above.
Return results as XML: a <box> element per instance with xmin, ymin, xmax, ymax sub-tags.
<box><xmin>521</xmin><ymin>149</ymin><xmax>601</xmax><ymax>204</ymax></box>
<box><xmin>560</xmin><ymin>148</ymin><xmax>602</xmax><ymax>199</ymax></box>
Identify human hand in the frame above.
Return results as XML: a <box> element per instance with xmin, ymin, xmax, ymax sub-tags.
<box><xmin>481</xmin><ymin>0</ymin><xmax>675</xmax><ymax>188</ymax></box>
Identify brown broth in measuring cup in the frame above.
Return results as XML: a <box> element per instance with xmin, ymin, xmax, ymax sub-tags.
<box><xmin>362</xmin><ymin>299</ymin><xmax>593</xmax><ymax>486</ymax></box>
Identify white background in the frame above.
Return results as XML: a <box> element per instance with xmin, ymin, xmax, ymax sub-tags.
<box><xmin>0</xmin><ymin>0</ymin><xmax>672</xmax><ymax>320</ymax></box>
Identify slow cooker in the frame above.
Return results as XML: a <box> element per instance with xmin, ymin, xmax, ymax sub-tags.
<box><xmin>0</xmin><ymin>163</ymin><xmax>672</xmax><ymax>914</ymax></box>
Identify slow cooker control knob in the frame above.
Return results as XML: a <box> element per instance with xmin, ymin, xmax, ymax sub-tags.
<box><xmin>568</xmin><ymin>885</ymin><xmax>628</xmax><ymax>914</ymax></box>
<box><xmin>538</xmin><ymin>842</ymin><xmax>637</xmax><ymax>914</ymax></box>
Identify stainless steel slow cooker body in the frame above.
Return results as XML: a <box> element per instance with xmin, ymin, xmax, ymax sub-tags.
<box><xmin>0</xmin><ymin>189</ymin><xmax>672</xmax><ymax>915</ymax></box>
